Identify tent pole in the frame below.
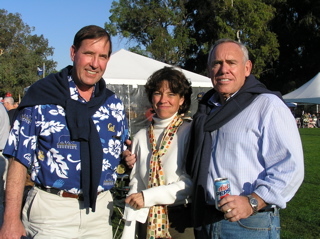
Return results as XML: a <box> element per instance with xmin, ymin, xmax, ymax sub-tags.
<box><xmin>128</xmin><ymin>85</ymin><xmax>131</xmax><ymax>133</ymax></box>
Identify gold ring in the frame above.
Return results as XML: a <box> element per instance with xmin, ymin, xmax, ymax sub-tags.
<box><xmin>225</xmin><ymin>208</ymin><xmax>232</xmax><ymax>213</ymax></box>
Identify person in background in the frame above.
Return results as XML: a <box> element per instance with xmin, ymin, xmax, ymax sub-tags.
<box><xmin>0</xmin><ymin>25</ymin><xmax>128</xmax><ymax>239</ymax></box>
<box><xmin>3</xmin><ymin>96</ymin><xmax>34</xmax><ymax>207</ymax></box>
<box><xmin>317</xmin><ymin>113</ymin><xmax>320</xmax><ymax>128</ymax></box>
<box><xmin>311</xmin><ymin>114</ymin><xmax>317</xmax><ymax>128</ymax></box>
<box><xmin>0</xmin><ymin>104</ymin><xmax>10</xmax><ymax>227</ymax></box>
<box><xmin>13</xmin><ymin>102</ymin><xmax>19</xmax><ymax>109</ymax></box>
<box><xmin>144</xmin><ymin>107</ymin><xmax>154</xmax><ymax>122</ymax></box>
<box><xmin>2</xmin><ymin>97</ymin><xmax>16</xmax><ymax>126</ymax></box>
<box><xmin>186</xmin><ymin>38</ymin><xmax>304</xmax><ymax>239</ymax></box>
<box><xmin>196</xmin><ymin>92</ymin><xmax>205</xmax><ymax>102</ymax></box>
<box><xmin>122</xmin><ymin>67</ymin><xmax>194</xmax><ymax>239</ymax></box>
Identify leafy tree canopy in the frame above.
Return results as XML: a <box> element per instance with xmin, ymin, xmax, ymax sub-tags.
<box><xmin>264</xmin><ymin>0</ymin><xmax>320</xmax><ymax>92</ymax></box>
<box><xmin>106</xmin><ymin>0</ymin><xmax>320</xmax><ymax>94</ymax></box>
<box><xmin>0</xmin><ymin>9</ymin><xmax>57</xmax><ymax>99</ymax></box>
<box><xmin>106</xmin><ymin>0</ymin><xmax>279</xmax><ymax>78</ymax></box>
<box><xmin>105</xmin><ymin>0</ymin><xmax>195</xmax><ymax>65</ymax></box>
<box><xmin>184</xmin><ymin>0</ymin><xmax>279</xmax><ymax>78</ymax></box>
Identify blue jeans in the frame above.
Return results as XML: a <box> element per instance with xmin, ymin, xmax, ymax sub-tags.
<box><xmin>195</xmin><ymin>208</ymin><xmax>280</xmax><ymax>239</ymax></box>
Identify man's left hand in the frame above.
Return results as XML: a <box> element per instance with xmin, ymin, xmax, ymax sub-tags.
<box><xmin>122</xmin><ymin>139</ymin><xmax>137</xmax><ymax>169</ymax></box>
<box><xmin>218</xmin><ymin>195</ymin><xmax>253</xmax><ymax>222</ymax></box>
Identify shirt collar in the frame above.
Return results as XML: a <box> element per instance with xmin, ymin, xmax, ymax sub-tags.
<box><xmin>68</xmin><ymin>76</ymin><xmax>96</xmax><ymax>102</ymax></box>
<box><xmin>208</xmin><ymin>90</ymin><xmax>239</xmax><ymax>106</ymax></box>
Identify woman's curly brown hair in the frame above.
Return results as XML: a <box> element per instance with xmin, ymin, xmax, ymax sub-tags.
<box><xmin>145</xmin><ymin>67</ymin><xmax>192</xmax><ymax>115</ymax></box>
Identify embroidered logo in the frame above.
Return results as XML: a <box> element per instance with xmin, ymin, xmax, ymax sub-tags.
<box><xmin>38</xmin><ymin>150</ymin><xmax>45</xmax><ymax>161</ymax></box>
<box><xmin>21</xmin><ymin>114</ymin><xmax>32</xmax><ymax>124</ymax></box>
<box><xmin>57</xmin><ymin>135</ymin><xmax>78</xmax><ymax>150</ymax></box>
<box><xmin>103</xmin><ymin>173</ymin><xmax>115</xmax><ymax>186</ymax></box>
<box><xmin>108</xmin><ymin>123</ymin><xmax>115</xmax><ymax>132</ymax></box>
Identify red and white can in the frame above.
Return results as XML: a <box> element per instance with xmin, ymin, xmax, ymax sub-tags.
<box><xmin>214</xmin><ymin>177</ymin><xmax>231</xmax><ymax>210</ymax></box>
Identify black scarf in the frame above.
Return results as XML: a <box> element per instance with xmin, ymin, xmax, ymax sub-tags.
<box><xmin>186</xmin><ymin>74</ymin><xmax>282</xmax><ymax>226</ymax></box>
<box><xmin>18</xmin><ymin>66</ymin><xmax>114</xmax><ymax>211</ymax></box>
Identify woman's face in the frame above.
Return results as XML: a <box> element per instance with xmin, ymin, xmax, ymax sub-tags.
<box><xmin>152</xmin><ymin>80</ymin><xmax>184</xmax><ymax>119</ymax></box>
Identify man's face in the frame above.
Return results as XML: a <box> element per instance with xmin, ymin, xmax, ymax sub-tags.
<box><xmin>70</xmin><ymin>37</ymin><xmax>110</xmax><ymax>90</ymax></box>
<box><xmin>208</xmin><ymin>42</ymin><xmax>252</xmax><ymax>100</ymax></box>
<box><xmin>2</xmin><ymin>101</ymin><xmax>10</xmax><ymax>110</ymax></box>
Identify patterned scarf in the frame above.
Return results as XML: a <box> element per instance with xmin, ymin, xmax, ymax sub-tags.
<box><xmin>146</xmin><ymin>115</ymin><xmax>183</xmax><ymax>239</ymax></box>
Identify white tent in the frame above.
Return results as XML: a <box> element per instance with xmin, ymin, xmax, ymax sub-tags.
<box><xmin>283</xmin><ymin>72</ymin><xmax>320</xmax><ymax>104</ymax></box>
<box><xmin>102</xmin><ymin>49</ymin><xmax>212</xmax><ymax>135</ymax></box>
<box><xmin>103</xmin><ymin>49</ymin><xmax>212</xmax><ymax>87</ymax></box>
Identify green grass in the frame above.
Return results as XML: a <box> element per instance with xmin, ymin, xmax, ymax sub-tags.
<box><xmin>111</xmin><ymin>128</ymin><xmax>320</xmax><ymax>238</ymax></box>
<box><xmin>281</xmin><ymin>128</ymin><xmax>320</xmax><ymax>239</ymax></box>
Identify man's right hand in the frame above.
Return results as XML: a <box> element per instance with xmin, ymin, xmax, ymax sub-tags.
<box><xmin>0</xmin><ymin>220</ymin><xmax>26</xmax><ymax>239</ymax></box>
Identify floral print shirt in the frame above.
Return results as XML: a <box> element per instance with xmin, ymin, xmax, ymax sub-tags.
<box><xmin>4</xmin><ymin>77</ymin><xmax>128</xmax><ymax>194</ymax></box>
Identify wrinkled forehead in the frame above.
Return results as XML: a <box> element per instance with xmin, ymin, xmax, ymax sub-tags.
<box><xmin>213</xmin><ymin>43</ymin><xmax>243</xmax><ymax>59</ymax></box>
<box><xmin>209</xmin><ymin>42</ymin><xmax>247</xmax><ymax>65</ymax></box>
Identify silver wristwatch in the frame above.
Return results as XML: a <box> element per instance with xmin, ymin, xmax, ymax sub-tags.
<box><xmin>246</xmin><ymin>195</ymin><xmax>258</xmax><ymax>215</ymax></box>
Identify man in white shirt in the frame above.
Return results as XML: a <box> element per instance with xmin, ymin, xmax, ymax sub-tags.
<box><xmin>186</xmin><ymin>39</ymin><xmax>304</xmax><ymax>239</ymax></box>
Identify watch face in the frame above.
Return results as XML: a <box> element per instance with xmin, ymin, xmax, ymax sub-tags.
<box><xmin>250</xmin><ymin>198</ymin><xmax>258</xmax><ymax>207</ymax></box>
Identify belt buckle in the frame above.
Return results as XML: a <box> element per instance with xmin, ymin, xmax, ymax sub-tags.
<box><xmin>58</xmin><ymin>190</ymin><xmax>64</xmax><ymax>197</ymax></box>
<box><xmin>61</xmin><ymin>191</ymin><xmax>82</xmax><ymax>200</ymax></box>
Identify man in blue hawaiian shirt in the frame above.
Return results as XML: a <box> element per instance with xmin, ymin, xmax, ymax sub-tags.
<box><xmin>0</xmin><ymin>25</ymin><xmax>129</xmax><ymax>238</ymax></box>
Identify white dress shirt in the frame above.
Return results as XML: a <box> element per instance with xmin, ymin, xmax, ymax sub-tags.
<box><xmin>206</xmin><ymin>93</ymin><xmax>304</xmax><ymax>209</ymax></box>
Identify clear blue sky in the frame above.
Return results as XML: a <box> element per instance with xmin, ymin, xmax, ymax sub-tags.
<box><xmin>2</xmin><ymin>0</ymin><xmax>127</xmax><ymax>70</ymax></box>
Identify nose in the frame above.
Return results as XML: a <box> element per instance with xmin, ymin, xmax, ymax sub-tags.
<box><xmin>159</xmin><ymin>94</ymin><xmax>168</xmax><ymax>103</ymax></box>
<box><xmin>90</xmin><ymin>55</ymin><xmax>99</xmax><ymax>69</ymax></box>
<box><xmin>219</xmin><ymin>62</ymin><xmax>229</xmax><ymax>75</ymax></box>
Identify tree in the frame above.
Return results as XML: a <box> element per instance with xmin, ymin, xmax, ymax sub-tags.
<box><xmin>106</xmin><ymin>0</ymin><xmax>279</xmax><ymax>78</ymax></box>
<box><xmin>0</xmin><ymin>9</ymin><xmax>57</xmax><ymax>99</ymax></box>
<box><xmin>106</xmin><ymin>0</ymin><xmax>320</xmax><ymax>94</ymax></box>
<box><xmin>184</xmin><ymin>0</ymin><xmax>280</xmax><ymax>78</ymax></box>
<box><xmin>105</xmin><ymin>0</ymin><xmax>195</xmax><ymax>65</ymax></box>
<box><xmin>262</xmin><ymin>0</ymin><xmax>320</xmax><ymax>93</ymax></box>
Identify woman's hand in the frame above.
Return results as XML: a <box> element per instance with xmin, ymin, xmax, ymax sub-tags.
<box><xmin>125</xmin><ymin>192</ymin><xmax>145</xmax><ymax>209</ymax></box>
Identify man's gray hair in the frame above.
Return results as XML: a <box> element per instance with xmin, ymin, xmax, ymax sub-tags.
<box><xmin>207</xmin><ymin>39</ymin><xmax>249</xmax><ymax>66</ymax></box>
<box><xmin>3</xmin><ymin>96</ymin><xmax>14</xmax><ymax>105</ymax></box>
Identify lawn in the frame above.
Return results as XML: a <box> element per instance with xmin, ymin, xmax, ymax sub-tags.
<box><xmin>281</xmin><ymin>128</ymin><xmax>320</xmax><ymax>239</ymax></box>
<box><xmin>112</xmin><ymin>128</ymin><xmax>320</xmax><ymax>238</ymax></box>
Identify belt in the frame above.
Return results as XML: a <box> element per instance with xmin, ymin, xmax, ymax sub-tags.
<box><xmin>258</xmin><ymin>205</ymin><xmax>278</xmax><ymax>213</ymax></box>
<box><xmin>35</xmin><ymin>185</ymin><xmax>101</xmax><ymax>201</ymax></box>
<box><xmin>205</xmin><ymin>203</ymin><xmax>277</xmax><ymax>214</ymax></box>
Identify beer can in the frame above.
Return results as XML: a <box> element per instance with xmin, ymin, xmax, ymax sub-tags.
<box><xmin>214</xmin><ymin>178</ymin><xmax>231</xmax><ymax>210</ymax></box>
